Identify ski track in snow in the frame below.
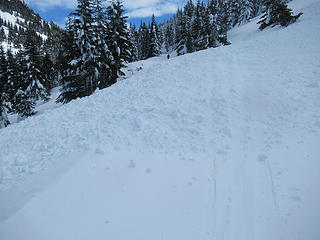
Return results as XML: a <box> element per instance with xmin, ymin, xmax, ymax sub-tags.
<box><xmin>1</xmin><ymin>0</ymin><xmax>320</xmax><ymax>239</ymax></box>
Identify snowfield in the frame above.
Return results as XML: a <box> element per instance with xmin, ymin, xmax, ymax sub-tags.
<box><xmin>1</xmin><ymin>0</ymin><xmax>320</xmax><ymax>239</ymax></box>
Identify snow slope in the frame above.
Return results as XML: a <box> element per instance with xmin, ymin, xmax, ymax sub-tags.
<box><xmin>0</xmin><ymin>0</ymin><xmax>320</xmax><ymax>239</ymax></box>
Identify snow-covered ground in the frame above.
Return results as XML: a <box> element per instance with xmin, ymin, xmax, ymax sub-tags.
<box><xmin>1</xmin><ymin>0</ymin><xmax>320</xmax><ymax>239</ymax></box>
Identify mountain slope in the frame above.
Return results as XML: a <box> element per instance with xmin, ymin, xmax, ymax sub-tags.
<box><xmin>0</xmin><ymin>0</ymin><xmax>63</xmax><ymax>59</ymax></box>
<box><xmin>0</xmin><ymin>0</ymin><xmax>319</xmax><ymax>239</ymax></box>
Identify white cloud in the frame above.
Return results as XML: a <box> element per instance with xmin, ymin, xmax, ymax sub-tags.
<box><xmin>25</xmin><ymin>0</ymin><xmax>187</xmax><ymax>18</ymax></box>
<box><xmin>125</xmin><ymin>1</ymin><xmax>184</xmax><ymax>18</ymax></box>
<box><xmin>25</xmin><ymin>0</ymin><xmax>77</xmax><ymax>10</ymax></box>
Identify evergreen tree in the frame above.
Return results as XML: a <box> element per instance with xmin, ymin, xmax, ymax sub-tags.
<box><xmin>22</xmin><ymin>30</ymin><xmax>49</xmax><ymax>101</ymax></box>
<box><xmin>14</xmin><ymin>89</ymin><xmax>35</xmax><ymax>121</ymax></box>
<box><xmin>164</xmin><ymin>22</ymin><xmax>174</xmax><ymax>52</ymax></box>
<box><xmin>58</xmin><ymin>0</ymin><xmax>100</xmax><ymax>103</ymax></box>
<box><xmin>1</xmin><ymin>49</ymin><xmax>36</xmax><ymax>121</ymax></box>
<box><xmin>252</xmin><ymin>0</ymin><xmax>264</xmax><ymax>17</ymax></box>
<box><xmin>0</xmin><ymin>47</ymin><xmax>10</xmax><ymax>128</ymax></box>
<box><xmin>238</xmin><ymin>0</ymin><xmax>254</xmax><ymax>26</ymax></box>
<box><xmin>192</xmin><ymin>1</ymin><xmax>203</xmax><ymax>51</ymax></box>
<box><xmin>42</xmin><ymin>52</ymin><xmax>55</xmax><ymax>91</ymax></box>
<box><xmin>184</xmin><ymin>0</ymin><xmax>195</xmax><ymax>53</ymax></box>
<box><xmin>199</xmin><ymin>2</ymin><xmax>211</xmax><ymax>49</ymax></box>
<box><xmin>258</xmin><ymin>0</ymin><xmax>303</xmax><ymax>30</ymax></box>
<box><xmin>107</xmin><ymin>0</ymin><xmax>133</xmax><ymax>82</ymax></box>
<box><xmin>73</xmin><ymin>0</ymin><xmax>99</xmax><ymax>95</ymax></box>
<box><xmin>208</xmin><ymin>0</ymin><xmax>219</xmax><ymax>48</ymax></box>
<box><xmin>138</xmin><ymin>22</ymin><xmax>150</xmax><ymax>60</ymax></box>
<box><xmin>129</xmin><ymin>24</ymin><xmax>139</xmax><ymax>61</ymax></box>
<box><xmin>93</xmin><ymin>0</ymin><xmax>113</xmax><ymax>89</ymax></box>
<box><xmin>0</xmin><ymin>28</ymin><xmax>5</xmax><ymax>42</ymax></box>
<box><xmin>56</xmin><ymin>17</ymin><xmax>82</xmax><ymax>103</ymax></box>
<box><xmin>217</xmin><ymin>0</ymin><xmax>231</xmax><ymax>45</ymax></box>
<box><xmin>148</xmin><ymin>14</ymin><xmax>161</xmax><ymax>58</ymax></box>
<box><xmin>175</xmin><ymin>8</ymin><xmax>187</xmax><ymax>55</ymax></box>
<box><xmin>6</xmin><ymin>49</ymin><xmax>20</xmax><ymax>109</ymax></box>
<box><xmin>229</xmin><ymin>0</ymin><xmax>241</xmax><ymax>27</ymax></box>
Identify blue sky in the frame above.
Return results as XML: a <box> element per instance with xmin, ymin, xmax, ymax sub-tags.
<box><xmin>24</xmin><ymin>0</ymin><xmax>189</xmax><ymax>28</ymax></box>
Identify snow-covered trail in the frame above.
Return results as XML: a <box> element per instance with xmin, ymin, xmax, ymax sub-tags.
<box><xmin>1</xmin><ymin>0</ymin><xmax>320</xmax><ymax>239</ymax></box>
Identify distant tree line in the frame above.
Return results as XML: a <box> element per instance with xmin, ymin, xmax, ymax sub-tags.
<box><xmin>129</xmin><ymin>0</ymin><xmax>302</xmax><ymax>59</ymax></box>
<box><xmin>0</xmin><ymin>0</ymin><xmax>302</xmax><ymax>128</ymax></box>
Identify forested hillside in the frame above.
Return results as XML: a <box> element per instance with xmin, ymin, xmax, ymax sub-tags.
<box><xmin>0</xmin><ymin>0</ymin><xmax>302</xmax><ymax>129</ymax></box>
<box><xmin>0</xmin><ymin>0</ymin><xmax>64</xmax><ymax>59</ymax></box>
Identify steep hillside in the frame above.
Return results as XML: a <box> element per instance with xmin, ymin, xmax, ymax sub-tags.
<box><xmin>0</xmin><ymin>0</ymin><xmax>319</xmax><ymax>239</ymax></box>
<box><xmin>0</xmin><ymin>0</ymin><xmax>63</xmax><ymax>59</ymax></box>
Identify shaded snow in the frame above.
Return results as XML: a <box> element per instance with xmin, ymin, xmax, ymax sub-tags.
<box><xmin>0</xmin><ymin>10</ymin><xmax>19</xmax><ymax>26</ymax></box>
<box><xmin>0</xmin><ymin>0</ymin><xmax>320</xmax><ymax>239</ymax></box>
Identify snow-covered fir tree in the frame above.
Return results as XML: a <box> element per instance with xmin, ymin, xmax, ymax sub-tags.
<box><xmin>107</xmin><ymin>0</ymin><xmax>133</xmax><ymax>83</ymax></box>
<box><xmin>14</xmin><ymin>89</ymin><xmax>35</xmax><ymax>121</ymax></box>
<box><xmin>148</xmin><ymin>14</ymin><xmax>161</xmax><ymax>58</ymax></box>
<box><xmin>163</xmin><ymin>22</ymin><xmax>175</xmax><ymax>53</ymax></box>
<box><xmin>6</xmin><ymin>49</ymin><xmax>20</xmax><ymax>110</ymax></box>
<box><xmin>138</xmin><ymin>22</ymin><xmax>150</xmax><ymax>60</ymax></box>
<box><xmin>192</xmin><ymin>1</ymin><xmax>204</xmax><ymax>51</ymax></box>
<box><xmin>217</xmin><ymin>0</ymin><xmax>231</xmax><ymax>45</ymax></box>
<box><xmin>238</xmin><ymin>0</ymin><xmax>254</xmax><ymax>26</ymax></box>
<box><xmin>175</xmin><ymin>8</ymin><xmax>188</xmax><ymax>56</ymax></box>
<box><xmin>0</xmin><ymin>47</ymin><xmax>10</xmax><ymax>128</ymax></box>
<box><xmin>207</xmin><ymin>0</ymin><xmax>220</xmax><ymax>48</ymax></box>
<box><xmin>258</xmin><ymin>0</ymin><xmax>303</xmax><ymax>30</ymax></box>
<box><xmin>56</xmin><ymin>16</ymin><xmax>83</xmax><ymax>103</ymax></box>
<box><xmin>184</xmin><ymin>0</ymin><xmax>195</xmax><ymax>53</ymax></box>
<box><xmin>129</xmin><ymin>24</ymin><xmax>139</xmax><ymax>61</ymax></box>
<box><xmin>21</xmin><ymin>31</ymin><xmax>49</xmax><ymax>101</ymax></box>
<box><xmin>93</xmin><ymin>0</ymin><xmax>113</xmax><ymax>89</ymax></box>
<box><xmin>229</xmin><ymin>0</ymin><xmax>241</xmax><ymax>27</ymax></box>
<box><xmin>199</xmin><ymin>2</ymin><xmax>211</xmax><ymax>49</ymax></box>
<box><xmin>58</xmin><ymin>0</ymin><xmax>101</xmax><ymax>103</ymax></box>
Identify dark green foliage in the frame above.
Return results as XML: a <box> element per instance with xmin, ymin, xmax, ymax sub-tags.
<box><xmin>0</xmin><ymin>47</ymin><xmax>10</xmax><ymax>128</ymax></box>
<box><xmin>148</xmin><ymin>15</ymin><xmax>161</xmax><ymax>58</ymax></box>
<box><xmin>137</xmin><ymin>22</ymin><xmax>150</xmax><ymax>60</ymax></box>
<box><xmin>107</xmin><ymin>0</ymin><xmax>133</xmax><ymax>82</ymax></box>
<box><xmin>42</xmin><ymin>53</ymin><xmax>56</xmax><ymax>91</ymax></box>
<box><xmin>175</xmin><ymin>8</ymin><xmax>188</xmax><ymax>56</ymax></box>
<box><xmin>57</xmin><ymin>0</ymin><xmax>132</xmax><ymax>103</ymax></box>
<box><xmin>216</xmin><ymin>0</ymin><xmax>231</xmax><ymax>46</ymax></box>
<box><xmin>129</xmin><ymin>24</ymin><xmax>139</xmax><ymax>61</ymax></box>
<box><xmin>21</xmin><ymin>30</ymin><xmax>49</xmax><ymax>101</ymax></box>
<box><xmin>14</xmin><ymin>89</ymin><xmax>35</xmax><ymax>121</ymax></box>
<box><xmin>56</xmin><ymin>17</ymin><xmax>84</xmax><ymax>103</ymax></box>
<box><xmin>5</xmin><ymin>49</ymin><xmax>20</xmax><ymax>109</ymax></box>
<box><xmin>258</xmin><ymin>0</ymin><xmax>303</xmax><ymax>30</ymax></box>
